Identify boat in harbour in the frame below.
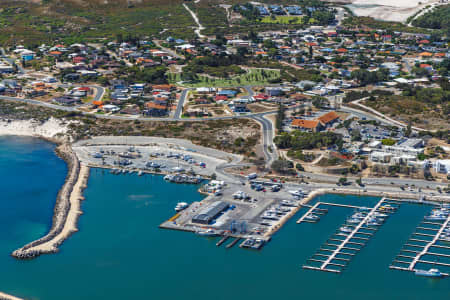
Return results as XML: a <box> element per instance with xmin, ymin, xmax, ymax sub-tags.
<box><xmin>196</xmin><ymin>229</ymin><xmax>219</xmax><ymax>237</ymax></box>
<box><xmin>175</xmin><ymin>202</ymin><xmax>189</xmax><ymax>212</ymax></box>
<box><xmin>305</xmin><ymin>213</ymin><xmax>319</xmax><ymax>221</ymax></box>
<box><xmin>425</xmin><ymin>214</ymin><xmax>447</xmax><ymax>221</ymax></box>
<box><xmin>414</xmin><ymin>268</ymin><xmax>445</xmax><ymax>278</ymax></box>
<box><xmin>340</xmin><ymin>226</ymin><xmax>353</xmax><ymax>233</ymax></box>
<box><xmin>288</xmin><ymin>189</ymin><xmax>304</xmax><ymax>198</ymax></box>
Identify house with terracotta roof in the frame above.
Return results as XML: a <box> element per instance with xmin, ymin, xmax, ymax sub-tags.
<box><xmin>317</xmin><ymin>111</ymin><xmax>340</xmax><ymax>127</ymax></box>
<box><xmin>291</xmin><ymin>119</ymin><xmax>322</xmax><ymax>132</ymax></box>
<box><xmin>144</xmin><ymin>101</ymin><xmax>168</xmax><ymax>116</ymax></box>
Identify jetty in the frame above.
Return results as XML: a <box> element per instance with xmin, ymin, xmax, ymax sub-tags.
<box><xmin>226</xmin><ymin>237</ymin><xmax>241</xmax><ymax>249</ymax></box>
<box><xmin>302</xmin><ymin>198</ymin><xmax>400</xmax><ymax>273</ymax></box>
<box><xmin>390</xmin><ymin>208</ymin><xmax>450</xmax><ymax>275</ymax></box>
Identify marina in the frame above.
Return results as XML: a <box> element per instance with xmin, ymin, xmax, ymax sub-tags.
<box><xmin>301</xmin><ymin>198</ymin><xmax>401</xmax><ymax>273</ymax></box>
<box><xmin>0</xmin><ymin>137</ymin><xmax>450</xmax><ymax>299</ymax></box>
<box><xmin>390</xmin><ymin>204</ymin><xmax>450</xmax><ymax>277</ymax></box>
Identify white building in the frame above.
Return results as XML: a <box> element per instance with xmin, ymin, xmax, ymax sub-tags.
<box><xmin>369</xmin><ymin>151</ymin><xmax>393</xmax><ymax>163</ymax></box>
<box><xmin>434</xmin><ymin>160</ymin><xmax>450</xmax><ymax>175</ymax></box>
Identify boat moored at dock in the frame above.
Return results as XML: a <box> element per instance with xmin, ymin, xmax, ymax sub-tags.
<box><xmin>414</xmin><ymin>268</ymin><xmax>445</xmax><ymax>278</ymax></box>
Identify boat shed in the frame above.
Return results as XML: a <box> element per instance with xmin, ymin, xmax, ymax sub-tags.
<box><xmin>192</xmin><ymin>201</ymin><xmax>229</xmax><ymax>224</ymax></box>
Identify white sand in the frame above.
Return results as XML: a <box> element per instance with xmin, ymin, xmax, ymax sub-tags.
<box><xmin>0</xmin><ymin>117</ymin><xmax>71</xmax><ymax>139</ymax></box>
<box><xmin>327</xmin><ymin>0</ymin><xmax>439</xmax><ymax>22</ymax></box>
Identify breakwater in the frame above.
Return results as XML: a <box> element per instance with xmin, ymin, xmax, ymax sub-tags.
<box><xmin>0</xmin><ymin>292</ymin><xmax>23</xmax><ymax>300</ymax></box>
<box><xmin>11</xmin><ymin>144</ymin><xmax>89</xmax><ymax>259</ymax></box>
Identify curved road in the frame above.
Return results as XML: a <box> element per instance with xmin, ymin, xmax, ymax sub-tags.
<box><xmin>251</xmin><ymin>115</ymin><xmax>278</xmax><ymax>167</ymax></box>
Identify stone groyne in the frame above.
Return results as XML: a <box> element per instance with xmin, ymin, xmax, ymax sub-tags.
<box><xmin>11</xmin><ymin>144</ymin><xmax>89</xmax><ymax>259</ymax></box>
<box><xmin>0</xmin><ymin>292</ymin><xmax>23</xmax><ymax>300</ymax></box>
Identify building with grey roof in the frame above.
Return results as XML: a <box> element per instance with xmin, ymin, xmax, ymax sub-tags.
<box><xmin>192</xmin><ymin>201</ymin><xmax>229</xmax><ymax>225</ymax></box>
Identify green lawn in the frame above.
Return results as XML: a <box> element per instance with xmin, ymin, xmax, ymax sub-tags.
<box><xmin>259</xmin><ymin>16</ymin><xmax>307</xmax><ymax>25</ymax></box>
<box><xmin>168</xmin><ymin>69</ymin><xmax>281</xmax><ymax>87</ymax></box>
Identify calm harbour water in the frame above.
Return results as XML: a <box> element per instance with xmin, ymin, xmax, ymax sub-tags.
<box><xmin>0</xmin><ymin>136</ymin><xmax>449</xmax><ymax>299</ymax></box>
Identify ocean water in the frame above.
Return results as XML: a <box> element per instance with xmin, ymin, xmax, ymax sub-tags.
<box><xmin>0</xmin><ymin>136</ymin><xmax>449</xmax><ymax>300</ymax></box>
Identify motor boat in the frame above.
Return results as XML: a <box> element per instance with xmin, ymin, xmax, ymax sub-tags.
<box><xmin>340</xmin><ymin>226</ymin><xmax>353</xmax><ymax>233</ymax></box>
<box><xmin>175</xmin><ymin>202</ymin><xmax>189</xmax><ymax>212</ymax></box>
<box><xmin>195</xmin><ymin>229</ymin><xmax>219</xmax><ymax>237</ymax></box>
<box><xmin>415</xmin><ymin>268</ymin><xmax>445</xmax><ymax>278</ymax></box>
<box><xmin>305</xmin><ymin>213</ymin><xmax>319</xmax><ymax>221</ymax></box>
<box><xmin>347</xmin><ymin>218</ymin><xmax>360</xmax><ymax>224</ymax></box>
<box><xmin>288</xmin><ymin>189</ymin><xmax>304</xmax><ymax>198</ymax></box>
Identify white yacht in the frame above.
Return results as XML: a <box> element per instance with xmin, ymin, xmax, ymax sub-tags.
<box><xmin>196</xmin><ymin>229</ymin><xmax>219</xmax><ymax>237</ymax></box>
<box><xmin>288</xmin><ymin>189</ymin><xmax>304</xmax><ymax>198</ymax></box>
<box><xmin>340</xmin><ymin>226</ymin><xmax>353</xmax><ymax>233</ymax></box>
<box><xmin>305</xmin><ymin>213</ymin><xmax>319</xmax><ymax>221</ymax></box>
<box><xmin>415</xmin><ymin>268</ymin><xmax>444</xmax><ymax>278</ymax></box>
<box><xmin>175</xmin><ymin>202</ymin><xmax>189</xmax><ymax>212</ymax></box>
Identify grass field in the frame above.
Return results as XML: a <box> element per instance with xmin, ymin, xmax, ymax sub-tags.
<box><xmin>168</xmin><ymin>69</ymin><xmax>281</xmax><ymax>87</ymax></box>
<box><xmin>259</xmin><ymin>16</ymin><xmax>305</xmax><ymax>24</ymax></box>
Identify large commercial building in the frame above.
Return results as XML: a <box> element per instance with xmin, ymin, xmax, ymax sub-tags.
<box><xmin>192</xmin><ymin>201</ymin><xmax>229</xmax><ymax>225</ymax></box>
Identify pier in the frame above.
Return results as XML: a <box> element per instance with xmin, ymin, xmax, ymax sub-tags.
<box><xmin>302</xmin><ymin>198</ymin><xmax>399</xmax><ymax>273</ymax></box>
<box><xmin>296</xmin><ymin>202</ymin><xmax>322</xmax><ymax>224</ymax></box>
<box><xmin>296</xmin><ymin>201</ymin><xmax>362</xmax><ymax>224</ymax></box>
<box><xmin>216</xmin><ymin>235</ymin><xmax>230</xmax><ymax>247</ymax></box>
<box><xmin>226</xmin><ymin>237</ymin><xmax>241</xmax><ymax>249</ymax></box>
<box><xmin>390</xmin><ymin>208</ymin><xmax>450</xmax><ymax>275</ymax></box>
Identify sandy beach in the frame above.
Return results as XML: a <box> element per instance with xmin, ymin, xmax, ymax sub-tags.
<box><xmin>0</xmin><ymin>118</ymin><xmax>71</xmax><ymax>141</ymax></box>
<box><xmin>328</xmin><ymin>0</ymin><xmax>439</xmax><ymax>22</ymax></box>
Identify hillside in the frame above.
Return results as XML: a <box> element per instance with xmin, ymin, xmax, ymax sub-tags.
<box><xmin>0</xmin><ymin>0</ymin><xmax>196</xmax><ymax>45</ymax></box>
<box><xmin>412</xmin><ymin>4</ymin><xmax>450</xmax><ymax>34</ymax></box>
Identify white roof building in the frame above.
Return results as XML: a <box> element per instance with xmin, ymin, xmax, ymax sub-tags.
<box><xmin>434</xmin><ymin>160</ymin><xmax>450</xmax><ymax>175</ymax></box>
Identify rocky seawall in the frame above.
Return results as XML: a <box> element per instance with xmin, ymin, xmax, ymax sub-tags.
<box><xmin>11</xmin><ymin>144</ymin><xmax>89</xmax><ymax>259</ymax></box>
<box><xmin>0</xmin><ymin>291</ymin><xmax>23</xmax><ymax>300</ymax></box>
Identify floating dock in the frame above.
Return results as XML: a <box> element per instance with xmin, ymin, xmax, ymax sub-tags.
<box><xmin>390</xmin><ymin>209</ymin><xmax>450</xmax><ymax>275</ymax></box>
<box><xmin>226</xmin><ymin>237</ymin><xmax>241</xmax><ymax>249</ymax></box>
<box><xmin>302</xmin><ymin>198</ymin><xmax>400</xmax><ymax>273</ymax></box>
<box><xmin>216</xmin><ymin>235</ymin><xmax>230</xmax><ymax>247</ymax></box>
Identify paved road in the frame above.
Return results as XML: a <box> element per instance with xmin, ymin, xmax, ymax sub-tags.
<box><xmin>0</xmin><ymin>48</ymin><xmax>26</xmax><ymax>74</ymax></box>
<box><xmin>251</xmin><ymin>114</ymin><xmax>278</xmax><ymax>167</ymax></box>
<box><xmin>297</xmin><ymin>170</ymin><xmax>447</xmax><ymax>190</ymax></box>
<box><xmin>59</xmin><ymin>84</ymin><xmax>105</xmax><ymax>102</ymax></box>
<box><xmin>351</xmin><ymin>98</ymin><xmax>428</xmax><ymax>132</ymax></box>
<box><xmin>0</xmin><ymin>94</ymin><xmax>278</xmax><ymax>121</ymax></box>
<box><xmin>174</xmin><ymin>89</ymin><xmax>190</xmax><ymax>119</ymax></box>
<box><xmin>153</xmin><ymin>40</ymin><xmax>184</xmax><ymax>59</ymax></box>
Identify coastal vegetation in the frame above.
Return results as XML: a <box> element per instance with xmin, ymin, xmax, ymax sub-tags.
<box><xmin>363</xmin><ymin>86</ymin><xmax>450</xmax><ymax>131</ymax></box>
<box><xmin>182</xmin><ymin>55</ymin><xmax>246</xmax><ymax>78</ymax></box>
<box><xmin>342</xmin><ymin>16</ymin><xmax>430</xmax><ymax>34</ymax></box>
<box><xmin>274</xmin><ymin>131</ymin><xmax>343</xmax><ymax>150</ymax></box>
<box><xmin>0</xmin><ymin>99</ymin><xmax>261</xmax><ymax>156</ymax></box>
<box><xmin>412</xmin><ymin>5</ymin><xmax>450</xmax><ymax>34</ymax></box>
<box><xmin>0</xmin><ymin>0</ymin><xmax>197</xmax><ymax>45</ymax></box>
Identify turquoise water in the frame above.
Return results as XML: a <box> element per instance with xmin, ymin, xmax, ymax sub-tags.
<box><xmin>0</xmin><ymin>136</ymin><xmax>449</xmax><ymax>299</ymax></box>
